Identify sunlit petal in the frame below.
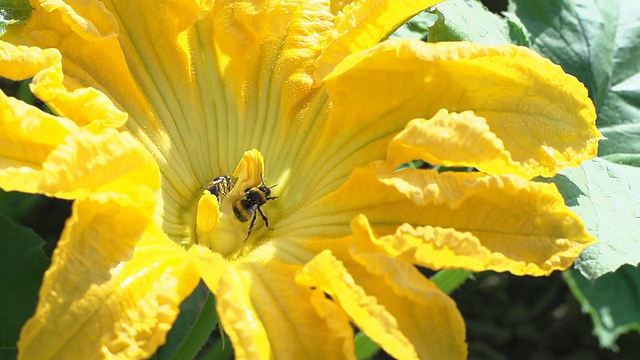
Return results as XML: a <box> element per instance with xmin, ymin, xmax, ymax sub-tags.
<box><xmin>0</xmin><ymin>42</ymin><xmax>61</xmax><ymax>80</ymax></box>
<box><xmin>0</xmin><ymin>41</ymin><xmax>127</xmax><ymax>128</ymax></box>
<box><xmin>246</xmin><ymin>256</ymin><xmax>356</xmax><ymax>358</ymax></box>
<box><xmin>315</xmin><ymin>0</ymin><xmax>441</xmax><ymax>80</ymax></box>
<box><xmin>18</xmin><ymin>198</ymin><xmax>198</xmax><ymax>359</ymax></box>
<box><xmin>0</xmin><ymin>94</ymin><xmax>158</xmax><ymax>203</ymax></box>
<box><xmin>324</xmin><ymin>39</ymin><xmax>601</xmax><ymax>177</ymax></box>
<box><xmin>0</xmin><ymin>91</ymin><xmax>76</xmax><ymax>192</ymax></box>
<box><xmin>304</xmin><ymin>162</ymin><xmax>594</xmax><ymax>275</ymax></box>
<box><xmin>347</xmin><ymin>225</ymin><xmax>467</xmax><ymax>359</ymax></box>
<box><xmin>188</xmin><ymin>245</ymin><xmax>271</xmax><ymax>359</ymax></box>
<box><xmin>387</xmin><ymin>109</ymin><xmax>524</xmax><ymax>176</ymax></box>
<box><xmin>297</xmin><ymin>249</ymin><xmax>418</xmax><ymax>359</ymax></box>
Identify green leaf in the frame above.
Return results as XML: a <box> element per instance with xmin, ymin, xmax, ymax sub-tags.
<box><xmin>508</xmin><ymin>0</ymin><xmax>640</xmax><ymax>156</ymax></box>
<box><xmin>155</xmin><ymin>283</ymin><xmax>208</xmax><ymax>359</ymax></box>
<box><xmin>546</xmin><ymin>158</ymin><xmax>640</xmax><ymax>280</ymax></box>
<box><xmin>169</xmin><ymin>290</ymin><xmax>218</xmax><ymax>360</ymax></box>
<box><xmin>0</xmin><ymin>190</ymin><xmax>46</xmax><ymax>221</ymax></box>
<box><xmin>427</xmin><ymin>0</ymin><xmax>527</xmax><ymax>45</ymax></box>
<box><xmin>601</xmin><ymin>153</ymin><xmax>640</xmax><ymax>167</ymax></box>
<box><xmin>0</xmin><ymin>0</ymin><xmax>33</xmax><ymax>36</ymax></box>
<box><xmin>599</xmin><ymin>124</ymin><xmax>640</xmax><ymax>157</ymax></box>
<box><xmin>390</xmin><ymin>11</ymin><xmax>438</xmax><ymax>40</ymax></box>
<box><xmin>199</xmin><ymin>334</ymin><xmax>234</xmax><ymax>360</ymax></box>
<box><xmin>354</xmin><ymin>331</ymin><xmax>382</xmax><ymax>360</ymax></box>
<box><xmin>0</xmin><ymin>213</ymin><xmax>50</xmax><ymax>359</ymax></box>
<box><xmin>564</xmin><ymin>266</ymin><xmax>640</xmax><ymax>350</ymax></box>
<box><xmin>429</xmin><ymin>269</ymin><xmax>472</xmax><ymax>294</ymax></box>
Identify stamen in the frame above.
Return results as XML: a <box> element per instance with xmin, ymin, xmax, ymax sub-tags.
<box><xmin>196</xmin><ymin>190</ymin><xmax>220</xmax><ymax>235</ymax></box>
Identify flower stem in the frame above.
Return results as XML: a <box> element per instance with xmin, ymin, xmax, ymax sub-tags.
<box><xmin>355</xmin><ymin>331</ymin><xmax>382</xmax><ymax>360</ymax></box>
<box><xmin>430</xmin><ymin>268</ymin><xmax>473</xmax><ymax>294</ymax></box>
<box><xmin>354</xmin><ymin>269</ymin><xmax>472</xmax><ymax>360</ymax></box>
<box><xmin>171</xmin><ymin>290</ymin><xmax>219</xmax><ymax>360</ymax></box>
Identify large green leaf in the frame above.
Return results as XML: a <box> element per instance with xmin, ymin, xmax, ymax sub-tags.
<box><xmin>508</xmin><ymin>0</ymin><xmax>640</xmax><ymax>156</ymax></box>
<box><xmin>507</xmin><ymin>0</ymin><xmax>640</xmax><ymax>349</ymax></box>
<box><xmin>564</xmin><ymin>266</ymin><xmax>640</xmax><ymax>350</ymax></box>
<box><xmin>427</xmin><ymin>0</ymin><xmax>527</xmax><ymax>45</ymax></box>
<box><xmin>389</xmin><ymin>11</ymin><xmax>438</xmax><ymax>40</ymax></box>
<box><xmin>546</xmin><ymin>158</ymin><xmax>640</xmax><ymax>280</ymax></box>
<box><xmin>0</xmin><ymin>214</ymin><xmax>49</xmax><ymax>359</ymax></box>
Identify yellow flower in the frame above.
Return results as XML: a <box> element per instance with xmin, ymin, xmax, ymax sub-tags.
<box><xmin>0</xmin><ymin>0</ymin><xmax>601</xmax><ymax>359</ymax></box>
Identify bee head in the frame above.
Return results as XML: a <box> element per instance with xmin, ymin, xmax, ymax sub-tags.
<box><xmin>257</xmin><ymin>173</ymin><xmax>276</xmax><ymax>196</ymax></box>
<box><xmin>256</xmin><ymin>183</ymin><xmax>276</xmax><ymax>197</ymax></box>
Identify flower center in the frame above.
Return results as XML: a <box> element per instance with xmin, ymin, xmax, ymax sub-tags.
<box><xmin>194</xmin><ymin>149</ymin><xmax>277</xmax><ymax>257</ymax></box>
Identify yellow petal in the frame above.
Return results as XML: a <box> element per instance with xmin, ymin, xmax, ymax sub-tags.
<box><xmin>324</xmin><ymin>39</ymin><xmax>601</xmax><ymax>177</ymax></box>
<box><xmin>1</xmin><ymin>35</ymin><xmax>128</xmax><ymax>128</ymax></box>
<box><xmin>297</xmin><ymin>241</ymin><xmax>466</xmax><ymax>359</ymax></box>
<box><xmin>297</xmin><ymin>249</ymin><xmax>417</xmax><ymax>359</ymax></box>
<box><xmin>0</xmin><ymin>124</ymin><xmax>159</xmax><ymax>204</ymax></box>
<box><xmin>0</xmin><ymin>91</ymin><xmax>76</xmax><ymax>192</ymax></box>
<box><xmin>38</xmin><ymin>0</ymin><xmax>120</xmax><ymax>41</ymax></box>
<box><xmin>315</xmin><ymin>0</ymin><xmax>441</xmax><ymax>81</ymax></box>
<box><xmin>0</xmin><ymin>117</ymin><xmax>159</xmax><ymax>202</ymax></box>
<box><xmin>248</xmin><ymin>256</ymin><xmax>356</xmax><ymax>359</ymax></box>
<box><xmin>30</xmin><ymin>59</ymin><xmax>129</xmax><ymax>128</ymax></box>
<box><xmin>304</xmin><ymin>162</ymin><xmax>594</xmax><ymax>275</ymax></box>
<box><xmin>388</xmin><ymin>109</ymin><xmax>527</xmax><ymax>177</ymax></box>
<box><xmin>1</xmin><ymin>88</ymin><xmax>156</xmax><ymax>201</ymax></box>
<box><xmin>346</xmin><ymin>229</ymin><xmax>467</xmax><ymax>359</ymax></box>
<box><xmin>213</xmin><ymin>0</ymin><xmax>333</xmax><ymax>93</ymax></box>
<box><xmin>94</xmin><ymin>0</ymin><xmax>210</xmax><ymax>123</ymax></box>
<box><xmin>188</xmin><ymin>245</ymin><xmax>271</xmax><ymax>360</ymax></box>
<box><xmin>18</xmin><ymin>198</ymin><xmax>198</xmax><ymax>359</ymax></box>
<box><xmin>50</xmin><ymin>129</ymin><xmax>159</xmax><ymax>202</ymax></box>
<box><xmin>192</xmin><ymin>243</ymin><xmax>356</xmax><ymax>359</ymax></box>
<box><xmin>307</xmin><ymin>289</ymin><xmax>356</xmax><ymax>358</ymax></box>
<box><xmin>3</xmin><ymin>1</ymin><xmax>158</xmax><ymax>131</ymax></box>
<box><xmin>208</xmin><ymin>0</ymin><xmax>336</xmax><ymax>172</ymax></box>
<box><xmin>0</xmin><ymin>42</ymin><xmax>61</xmax><ymax>81</ymax></box>
<box><xmin>298</xmin><ymin>235</ymin><xmax>467</xmax><ymax>359</ymax></box>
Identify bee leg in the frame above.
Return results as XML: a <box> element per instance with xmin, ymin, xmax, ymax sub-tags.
<box><xmin>258</xmin><ymin>208</ymin><xmax>272</xmax><ymax>230</ymax></box>
<box><xmin>244</xmin><ymin>213</ymin><xmax>258</xmax><ymax>241</ymax></box>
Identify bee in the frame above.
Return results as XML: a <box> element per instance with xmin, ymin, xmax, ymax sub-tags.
<box><xmin>203</xmin><ymin>175</ymin><xmax>235</xmax><ymax>202</ymax></box>
<box><xmin>232</xmin><ymin>179</ymin><xmax>277</xmax><ymax>241</ymax></box>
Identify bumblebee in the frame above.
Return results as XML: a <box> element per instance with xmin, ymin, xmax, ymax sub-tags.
<box><xmin>232</xmin><ymin>180</ymin><xmax>277</xmax><ymax>240</ymax></box>
<box><xmin>203</xmin><ymin>175</ymin><xmax>235</xmax><ymax>202</ymax></box>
